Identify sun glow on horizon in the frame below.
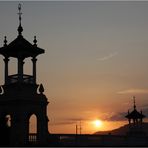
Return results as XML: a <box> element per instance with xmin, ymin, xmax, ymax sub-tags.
<box><xmin>93</xmin><ymin>120</ymin><xmax>103</xmax><ymax>128</ymax></box>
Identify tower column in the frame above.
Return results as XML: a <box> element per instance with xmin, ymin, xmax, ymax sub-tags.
<box><xmin>37</xmin><ymin>114</ymin><xmax>48</xmax><ymax>144</ymax></box>
<box><xmin>31</xmin><ymin>57</ymin><xmax>37</xmax><ymax>83</ymax></box>
<box><xmin>3</xmin><ymin>57</ymin><xmax>9</xmax><ymax>84</ymax></box>
<box><xmin>18</xmin><ymin>58</ymin><xmax>24</xmax><ymax>82</ymax></box>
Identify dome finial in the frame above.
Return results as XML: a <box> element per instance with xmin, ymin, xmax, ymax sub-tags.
<box><xmin>3</xmin><ymin>36</ymin><xmax>7</xmax><ymax>47</ymax></box>
<box><xmin>17</xmin><ymin>3</ymin><xmax>23</xmax><ymax>36</ymax></box>
<box><xmin>141</xmin><ymin>110</ymin><xmax>143</xmax><ymax>114</ymax></box>
<box><xmin>39</xmin><ymin>84</ymin><xmax>44</xmax><ymax>94</ymax></box>
<box><xmin>33</xmin><ymin>36</ymin><xmax>37</xmax><ymax>46</ymax></box>
<box><xmin>133</xmin><ymin>96</ymin><xmax>136</xmax><ymax>110</ymax></box>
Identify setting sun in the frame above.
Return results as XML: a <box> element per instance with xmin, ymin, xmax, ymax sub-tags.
<box><xmin>93</xmin><ymin>120</ymin><xmax>103</xmax><ymax>128</ymax></box>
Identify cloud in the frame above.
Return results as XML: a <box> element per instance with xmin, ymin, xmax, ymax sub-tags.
<box><xmin>105</xmin><ymin>111</ymin><xmax>147</xmax><ymax>121</ymax></box>
<box><xmin>97</xmin><ymin>52</ymin><xmax>118</xmax><ymax>61</ymax></box>
<box><xmin>117</xmin><ymin>88</ymin><xmax>148</xmax><ymax>94</ymax></box>
<box><xmin>49</xmin><ymin>117</ymin><xmax>89</xmax><ymax>126</ymax></box>
<box><xmin>49</xmin><ymin>121</ymin><xmax>76</xmax><ymax>126</ymax></box>
<box><xmin>102</xmin><ymin>112</ymin><xmax>127</xmax><ymax>121</ymax></box>
<box><xmin>142</xmin><ymin>108</ymin><xmax>148</xmax><ymax>117</ymax></box>
<box><xmin>141</xmin><ymin>104</ymin><xmax>148</xmax><ymax>108</ymax></box>
<box><xmin>104</xmin><ymin>106</ymin><xmax>148</xmax><ymax>122</ymax></box>
<box><xmin>139</xmin><ymin>105</ymin><xmax>148</xmax><ymax>116</ymax></box>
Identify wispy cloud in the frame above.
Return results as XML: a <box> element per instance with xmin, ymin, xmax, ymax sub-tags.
<box><xmin>100</xmin><ymin>112</ymin><xmax>126</xmax><ymax>121</ymax></box>
<box><xmin>49</xmin><ymin>121</ymin><xmax>76</xmax><ymax>126</ymax></box>
<box><xmin>107</xmin><ymin>112</ymin><xmax>126</xmax><ymax>121</ymax></box>
<box><xmin>49</xmin><ymin>117</ymin><xmax>89</xmax><ymax>126</ymax></box>
<box><xmin>117</xmin><ymin>88</ymin><xmax>148</xmax><ymax>94</ymax></box>
<box><xmin>142</xmin><ymin>108</ymin><xmax>148</xmax><ymax>116</ymax></box>
<box><xmin>103</xmin><ymin>108</ymin><xmax>148</xmax><ymax>121</ymax></box>
<box><xmin>97</xmin><ymin>52</ymin><xmax>118</xmax><ymax>61</ymax></box>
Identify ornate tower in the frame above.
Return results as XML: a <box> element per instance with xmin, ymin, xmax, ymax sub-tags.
<box><xmin>125</xmin><ymin>96</ymin><xmax>146</xmax><ymax>136</ymax></box>
<box><xmin>0</xmin><ymin>4</ymin><xmax>49</xmax><ymax>146</ymax></box>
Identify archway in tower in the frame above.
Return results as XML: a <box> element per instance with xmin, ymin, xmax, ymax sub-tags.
<box><xmin>0</xmin><ymin>114</ymin><xmax>11</xmax><ymax>146</ymax></box>
<box><xmin>6</xmin><ymin>114</ymin><xmax>11</xmax><ymax>127</ymax></box>
<box><xmin>28</xmin><ymin>114</ymin><xmax>37</xmax><ymax>143</ymax></box>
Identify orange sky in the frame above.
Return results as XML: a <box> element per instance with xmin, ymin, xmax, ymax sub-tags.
<box><xmin>0</xmin><ymin>1</ymin><xmax>148</xmax><ymax>134</ymax></box>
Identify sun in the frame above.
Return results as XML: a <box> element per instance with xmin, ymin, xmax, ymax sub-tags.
<box><xmin>93</xmin><ymin>120</ymin><xmax>103</xmax><ymax>128</ymax></box>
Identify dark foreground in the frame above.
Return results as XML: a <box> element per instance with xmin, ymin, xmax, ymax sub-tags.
<box><xmin>28</xmin><ymin>133</ymin><xmax>148</xmax><ymax>147</ymax></box>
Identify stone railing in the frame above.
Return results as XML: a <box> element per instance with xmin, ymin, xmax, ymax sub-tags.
<box><xmin>7</xmin><ymin>74</ymin><xmax>34</xmax><ymax>84</ymax></box>
<box><xmin>28</xmin><ymin>133</ymin><xmax>37</xmax><ymax>143</ymax></box>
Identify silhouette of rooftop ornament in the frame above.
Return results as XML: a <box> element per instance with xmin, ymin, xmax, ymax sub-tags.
<box><xmin>3</xmin><ymin>36</ymin><xmax>7</xmax><ymax>47</ymax></box>
<box><xmin>0</xmin><ymin>4</ymin><xmax>44</xmax><ymax>58</ymax></box>
<box><xmin>133</xmin><ymin>96</ymin><xmax>136</xmax><ymax>110</ymax></box>
<box><xmin>39</xmin><ymin>84</ymin><xmax>44</xmax><ymax>94</ymax></box>
<box><xmin>17</xmin><ymin>3</ymin><xmax>23</xmax><ymax>36</ymax></box>
<box><xmin>33</xmin><ymin>36</ymin><xmax>37</xmax><ymax>46</ymax></box>
<box><xmin>125</xmin><ymin>96</ymin><xmax>146</xmax><ymax>124</ymax></box>
<box><xmin>141</xmin><ymin>110</ymin><xmax>143</xmax><ymax>114</ymax></box>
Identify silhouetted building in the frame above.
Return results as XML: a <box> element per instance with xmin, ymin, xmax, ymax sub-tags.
<box><xmin>125</xmin><ymin>96</ymin><xmax>146</xmax><ymax>136</ymax></box>
<box><xmin>124</xmin><ymin>96</ymin><xmax>147</xmax><ymax>146</ymax></box>
<box><xmin>125</xmin><ymin>96</ymin><xmax>145</xmax><ymax>125</ymax></box>
<box><xmin>0</xmin><ymin>4</ymin><xmax>49</xmax><ymax>146</ymax></box>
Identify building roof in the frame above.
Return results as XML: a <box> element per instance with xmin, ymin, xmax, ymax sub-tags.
<box><xmin>0</xmin><ymin>35</ymin><xmax>44</xmax><ymax>58</ymax></box>
<box><xmin>0</xmin><ymin>3</ymin><xmax>45</xmax><ymax>58</ymax></box>
<box><xmin>125</xmin><ymin>109</ymin><xmax>145</xmax><ymax>119</ymax></box>
<box><xmin>125</xmin><ymin>96</ymin><xmax>146</xmax><ymax>119</ymax></box>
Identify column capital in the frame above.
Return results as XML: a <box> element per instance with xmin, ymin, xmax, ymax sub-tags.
<box><xmin>31</xmin><ymin>57</ymin><xmax>37</xmax><ymax>62</ymax></box>
<box><xmin>22</xmin><ymin>60</ymin><xmax>25</xmax><ymax>65</ymax></box>
<box><xmin>3</xmin><ymin>57</ymin><xmax>9</xmax><ymax>63</ymax></box>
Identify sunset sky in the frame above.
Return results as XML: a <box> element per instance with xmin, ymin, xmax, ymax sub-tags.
<box><xmin>0</xmin><ymin>1</ymin><xmax>148</xmax><ymax>134</ymax></box>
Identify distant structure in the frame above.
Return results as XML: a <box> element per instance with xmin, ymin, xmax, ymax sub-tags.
<box><xmin>0</xmin><ymin>4</ymin><xmax>49</xmax><ymax>146</ymax></box>
<box><xmin>125</xmin><ymin>96</ymin><xmax>146</xmax><ymax>136</ymax></box>
<box><xmin>76</xmin><ymin>120</ymin><xmax>82</xmax><ymax>135</ymax></box>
